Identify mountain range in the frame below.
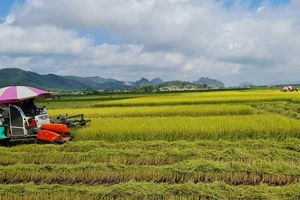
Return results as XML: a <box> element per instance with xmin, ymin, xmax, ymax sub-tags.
<box><xmin>0</xmin><ymin>68</ymin><xmax>224</xmax><ymax>90</ymax></box>
<box><xmin>193</xmin><ymin>77</ymin><xmax>225</xmax><ymax>88</ymax></box>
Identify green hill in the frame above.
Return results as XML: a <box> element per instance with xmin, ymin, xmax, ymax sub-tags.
<box><xmin>0</xmin><ymin>68</ymin><xmax>133</xmax><ymax>91</ymax></box>
<box><xmin>158</xmin><ymin>80</ymin><xmax>193</xmax><ymax>87</ymax></box>
<box><xmin>0</xmin><ymin>68</ymin><xmax>226</xmax><ymax>91</ymax></box>
<box><xmin>0</xmin><ymin>68</ymin><xmax>87</xmax><ymax>90</ymax></box>
<box><xmin>193</xmin><ymin>77</ymin><xmax>225</xmax><ymax>88</ymax></box>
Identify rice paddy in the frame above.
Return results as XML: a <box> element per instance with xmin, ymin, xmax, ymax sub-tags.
<box><xmin>1</xmin><ymin>89</ymin><xmax>300</xmax><ymax>199</ymax></box>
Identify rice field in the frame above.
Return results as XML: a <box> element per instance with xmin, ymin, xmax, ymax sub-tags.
<box><xmin>1</xmin><ymin>89</ymin><xmax>300</xmax><ymax>199</ymax></box>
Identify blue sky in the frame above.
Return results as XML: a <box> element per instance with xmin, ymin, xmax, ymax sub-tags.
<box><xmin>0</xmin><ymin>0</ymin><xmax>299</xmax><ymax>86</ymax></box>
<box><xmin>0</xmin><ymin>0</ymin><xmax>291</xmax><ymax>44</ymax></box>
<box><xmin>0</xmin><ymin>0</ymin><xmax>11</xmax><ymax>21</ymax></box>
<box><xmin>0</xmin><ymin>0</ymin><xmax>291</xmax><ymax>17</ymax></box>
<box><xmin>0</xmin><ymin>0</ymin><xmax>291</xmax><ymax>46</ymax></box>
<box><xmin>0</xmin><ymin>0</ymin><xmax>23</xmax><ymax>20</ymax></box>
<box><xmin>223</xmin><ymin>0</ymin><xmax>290</xmax><ymax>8</ymax></box>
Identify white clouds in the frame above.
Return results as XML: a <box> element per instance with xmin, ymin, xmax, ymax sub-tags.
<box><xmin>256</xmin><ymin>6</ymin><xmax>265</xmax><ymax>12</ymax></box>
<box><xmin>3</xmin><ymin>14</ymin><xmax>15</xmax><ymax>25</ymax></box>
<box><xmin>11</xmin><ymin>0</ymin><xmax>150</xmax><ymax>28</ymax></box>
<box><xmin>290</xmin><ymin>0</ymin><xmax>300</xmax><ymax>8</ymax></box>
<box><xmin>0</xmin><ymin>24</ymin><xmax>92</xmax><ymax>55</ymax></box>
<box><xmin>75</xmin><ymin>44</ymin><xmax>185</xmax><ymax>70</ymax></box>
<box><xmin>0</xmin><ymin>0</ymin><xmax>299</xmax><ymax>85</ymax></box>
<box><xmin>11</xmin><ymin>57</ymin><xmax>33</xmax><ymax>67</ymax></box>
<box><xmin>181</xmin><ymin>57</ymin><xmax>241</xmax><ymax>76</ymax></box>
<box><xmin>270</xmin><ymin>20</ymin><xmax>292</xmax><ymax>34</ymax></box>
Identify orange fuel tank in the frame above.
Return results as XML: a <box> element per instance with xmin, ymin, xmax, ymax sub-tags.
<box><xmin>41</xmin><ymin>124</ymin><xmax>69</xmax><ymax>133</ymax></box>
<box><xmin>37</xmin><ymin>129</ymin><xmax>61</xmax><ymax>142</ymax></box>
<box><xmin>37</xmin><ymin>129</ymin><xmax>72</xmax><ymax>143</ymax></box>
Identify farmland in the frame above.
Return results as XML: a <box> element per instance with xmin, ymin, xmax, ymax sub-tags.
<box><xmin>1</xmin><ymin>89</ymin><xmax>300</xmax><ymax>199</ymax></box>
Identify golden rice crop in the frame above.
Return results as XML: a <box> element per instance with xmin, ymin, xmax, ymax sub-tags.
<box><xmin>39</xmin><ymin>94</ymin><xmax>144</xmax><ymax>109</ymax></box>
<box><xmin>93</xmin><ymin>91</ymin><xmax>300</xmax><ymax>107</ymax></box>
<box><xmin>6</xmin><ymin>89</ymin><xmax>300</xmax><ymax>200</ymax></box>
<box><xmin>40</xmin><ymin>90</ymin><xmax>300</xmax><ymax>109</ymax></box>
<box><xmin>72</xmin><ymin>114</ymin><xmax>300</xmax><ymax>141</ymax></box>
<box><xmin>48</xmin><ymin>104</ymin><xmax>255</xmax><ymax>118</ymax></box>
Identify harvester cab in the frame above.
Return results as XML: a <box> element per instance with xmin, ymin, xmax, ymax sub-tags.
<box><xmin>0</xmin><ymin>86</ymin><xmax>91</xmax><ymax>145</ymax></box>
<box><xmin>8</xmin><ymin>105</ymin><xmax>38</xmax><ymax>138</ymax></box>
<box><xmin>0</xmin><ymin>103</ymin><xmax>73</xmax><ymax>144</ymax></box>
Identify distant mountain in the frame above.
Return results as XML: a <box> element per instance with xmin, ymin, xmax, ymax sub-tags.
<box><xmin>134</xmin><ymin>78</ymin><xmax>152</xmax><ymax>86</ymax></box>
<box><xmin>0</xmin><ymin>68</ymin><xmax>227</xmax><ymax>91</ymax></box>
<box><xmin>239</xmin><ymin>82</ymin><xmax>254</xmax><ymax>88</ymax></box>
<box><xmin>151</xmin><ymin>77</ymin><xmax>163</xmax><ymax>85</ymax></box>
<box><xmin>85</xmin><ymin>76</ymin><xmax>119</xmax><ymax>83</ymax></box>
<box><xmin>157</xmin><ymin>80</ymin><xmax>205</xmax><ymax>91</ymax></box>
<box><xmin>158</xmin><ymin>80</ymin><xmax>192</xmax><ymax>87</ymax></box>
<box><xmin>193</xmin><ymin>77</ymin><xmax>225</xmax><ymax>88</ymax></box>
<box><xmin>63</xmin><ymin>76</ymin><xmax>102</xmax><ymax>89</ymax></box>
<box><xmin>64</xmin><ymin>76</ymin><xmax>131</xmax><ymax>90</ymax></box>
<box><xmin>0</xmin><ymin>68</ymin><xmax>132</xmax><ymax>90</ymax></box>
<box><xmin>0</xmin><ymin>68</ymin><xmax>87</xmax><ymax>90</ymax></box>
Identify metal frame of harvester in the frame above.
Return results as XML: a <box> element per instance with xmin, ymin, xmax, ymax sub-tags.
<box><xmin>0</xmin><ymin>103</ymin><xmax>90</xmax><ymax>145</ymax></box>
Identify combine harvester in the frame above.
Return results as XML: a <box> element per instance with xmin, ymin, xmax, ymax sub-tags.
<box><xmin>0</xmin><ymin>86</ymin><xmax>90</xmax><ymax>144</ymax></box>
<box><xmin>281</xmin><ymin>85</ymin><xmax>298</xmax><ymax>92</ymax></box>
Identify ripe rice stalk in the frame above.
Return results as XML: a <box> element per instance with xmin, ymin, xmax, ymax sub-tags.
<box><xmin>0</xmin><ymin>140</ymin><xmax>298</xmax><ymax>166</ymax></box>
<box><xmin>0</xmin><ymin>181</ymin><xmax>299</xmax><ymax>200</ymax></box>
<box><xmin>72</xmin><ymin>114</ymin><xmax>300</xmax><ymax>141</ymax></box>
<box><xmin>48</xmin><ymin>104</ymin><xmax>256</xmax><ymax>118</ymax></box>
<box><xmin>92</xmin><ymin>91</ymin><xmax>300</xmax><ymax>107</ymax></box>
<box><xmin>0</xmin><ymin>160</ymin><xmax>298</xmax><ymax>185</ymax></box>
<box><xmin>1</xmin><ymin>139</ymin><xmax>299</xmax><ymax>153</ymax></box>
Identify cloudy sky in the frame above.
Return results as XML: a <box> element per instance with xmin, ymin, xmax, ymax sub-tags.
<box><xmin>0</xmin><ymin>0</ymin><xmax>299</xmax><ymax>86</ymax></box>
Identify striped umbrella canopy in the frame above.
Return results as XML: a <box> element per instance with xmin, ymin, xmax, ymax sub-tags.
<box><xmin>0</xmin><ymin>86</ymin><xmax>52</xmax><ymax>104</ymax></box>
